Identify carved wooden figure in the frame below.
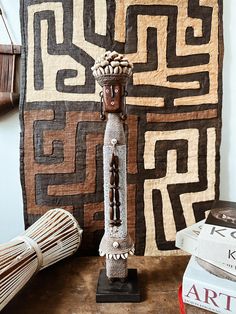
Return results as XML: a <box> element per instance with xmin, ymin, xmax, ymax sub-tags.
<box><xmin>92</xmin><ymin>51</ymin><xmax>135</xmax><ymax>286</ymax></box>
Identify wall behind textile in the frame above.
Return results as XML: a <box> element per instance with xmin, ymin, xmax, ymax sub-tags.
<box><xmin>0</xmin><ymin>0</ymin><xmax>24</xmax><ymax>243</ymax></box>
<box><xmin>0</xmin><ymin>0</ymin><xmax>235</xmax><ymax>244</ymax></box>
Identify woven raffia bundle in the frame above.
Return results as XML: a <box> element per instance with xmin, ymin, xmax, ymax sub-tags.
<box><xmin>0</xmin><ymin>208</ymin><xmax>82</xmax><ymax>310</ymax></box>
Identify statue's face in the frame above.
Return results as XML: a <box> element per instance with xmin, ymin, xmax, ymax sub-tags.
<box><xmin>103</xmin><ymin>85</ymin><xmax>122</xmax><ymax>113</ymax></box>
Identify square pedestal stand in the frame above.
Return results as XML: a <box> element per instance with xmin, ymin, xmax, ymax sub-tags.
<box><xmin>96</xmin><ymin>269</ymin><xmax>141</xmax><ymax>303</ymax></box>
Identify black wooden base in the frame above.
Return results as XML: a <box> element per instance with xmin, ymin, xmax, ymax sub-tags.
<box><xmin>96</xmin><ymin>269</ymin><xmax>141</xmax><ymax>303</ymax></box>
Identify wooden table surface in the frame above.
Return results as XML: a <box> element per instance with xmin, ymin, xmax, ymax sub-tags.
<box><xmin>1</xmin><ymin>256</ymin><xmax>212</xmax><ymax>314</ymax></box>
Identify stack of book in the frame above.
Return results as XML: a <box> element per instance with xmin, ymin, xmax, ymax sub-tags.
<box><xmin>176</xmin><ymin>200</ymin><xmax>236</xmax><ymax>314</ymax></box>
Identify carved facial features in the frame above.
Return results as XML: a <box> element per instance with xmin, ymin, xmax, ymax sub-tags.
<box><xmin>103</xmin><ymin>85</ymin><xmax>122</xmax><ymax>113</ymax></box>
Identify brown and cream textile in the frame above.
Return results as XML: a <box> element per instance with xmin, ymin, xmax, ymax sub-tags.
<box><xmin>20</xmin><ymin>0</ymin><xmax>223</xmax><ymax>256</ymax></box>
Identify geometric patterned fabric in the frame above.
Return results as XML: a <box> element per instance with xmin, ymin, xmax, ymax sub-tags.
<box><xmin>20</xmin><ymin>0</ymin><xmax>223</xmax><ymax>255</ymax></box>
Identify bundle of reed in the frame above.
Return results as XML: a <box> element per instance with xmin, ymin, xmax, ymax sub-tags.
<box><xmin>0</xmin><ymin>208</ymin><xmax>82</xmax><ymax>310</ymax></box>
